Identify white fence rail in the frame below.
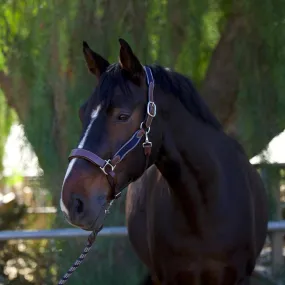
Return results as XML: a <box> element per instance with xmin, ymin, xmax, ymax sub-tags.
<box><xmin>0</xmin><ymin>226</ymin><xmax>127</xmax><ymax>240</ymax></box>
<box><xmin>267</xmin><ymin>220</ymin><xmax>285</xmax><ymax>232</ymax></box>
<box><xmin>0</xmin><ymin>221</ymin><xmax>284</xmax><ymax>277</ymax></box>
<box><xmin>0</xmin><ymin>221</ymin><xmax>284</xmax><ymax>241</ymax></box>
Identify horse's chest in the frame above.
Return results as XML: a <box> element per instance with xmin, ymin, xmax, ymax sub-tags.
<box><xmin>125</xmin><ymin>165</ymin><xmax>255</xmax><ymax>284</ymax></box>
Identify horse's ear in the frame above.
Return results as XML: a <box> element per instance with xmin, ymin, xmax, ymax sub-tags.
<box><xmin>83</xmin><ymin>41</ymin><xmax>110</xmax><ymax>79</ymax></box>
<box><xmin>118</xmin><ymin>38</ymin><xmax>143</xmax><ymax>77</ymax></box>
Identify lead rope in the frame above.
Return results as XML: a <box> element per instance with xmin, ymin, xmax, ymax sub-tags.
<box><xmin>58</xmin><ymin>137</ymin><xmax>149</xmax><ymax>285</ymax></box>
<box><xmin>57</xmin><ymin>230</ymin><xmax>97</xmax><ymax>285</ymax></box>
<box><xmin>58</xmin><ymin>158</ymin><xmax>148</xmax><ymax>285</ymax></box>
<box><xmin>57</xmin><ymin>200</ymin><xmax>116</xmax><ymax>285</ymax></box>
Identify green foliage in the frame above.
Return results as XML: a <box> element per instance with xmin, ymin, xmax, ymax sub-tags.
<box><xmin>236</xmin><ymin>0</ymin><xmax>285</xmax><ymax>155</ymax></box>
<box><xmin>0</xmin><ymin>90</ymin><xmax>15</xmax><ymax>174</ymax></box>
<box><xmin>0</xmin><ymin>201</ymin><xmax>55</xmax><ymax>285</ymax></box>
<box><xmin>1</xmin><ymin>172</ymin><xmax>23</xmax><ymax>187</ymax></box>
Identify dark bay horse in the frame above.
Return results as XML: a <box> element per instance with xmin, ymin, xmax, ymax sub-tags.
<box><xmin>60</xmin><ymin>38</ymin><xmax>268</xmax><ymax>284</ymax></box>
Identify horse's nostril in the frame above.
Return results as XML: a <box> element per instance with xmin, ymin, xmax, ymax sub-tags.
<box><xmin>75</xmin><ymin>198</ymin><xmax>84</xmax><ymax>214</ymax></box>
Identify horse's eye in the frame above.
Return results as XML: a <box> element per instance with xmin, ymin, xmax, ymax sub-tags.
<box><xmin>117</xmin><ymin>114</ymin><xmax>130</xmax><ymax>122</ymax></box>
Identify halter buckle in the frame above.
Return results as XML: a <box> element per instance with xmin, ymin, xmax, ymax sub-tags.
<box><xmin>147</xmin><ymin>102</ymin><xmax>156</xmax><ymax>117</ymax></box>
<box><xmin>143</xmin><ymin>141</ymin><xmax>152</xmax><ymax>148</ymax></box>
<box><xmin>100</xmin><ymin>159</ymin><xmax>115</xmax><ymax>175</ymax></box>
<box><xmin>140</xmin><ymin>122</ymin><xmax>150</xmax><ymax>134</ymax></box>
<box><xmin>143</xmin><ymin>130</ymin><xmax>152</xmax><ymax>148</ymax></box>
<box><xmin>143</xmin><ymin>134</ymin><xmax>152</xmax><ymax>156</ymax></box>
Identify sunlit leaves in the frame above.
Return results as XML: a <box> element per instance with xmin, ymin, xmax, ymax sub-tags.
<box><xmin>146</xmin><ymin>0</ymin><xmax>168</xmax><ymax>62</ymax></box>
<box><xmin>0</xmin><ymin>90</ymin><xmax>16</xmax><ymax>174</ymax></box>
<box><xmin>236</xmin><ymin>0</ymin><xmax>285</xmax><ymax>155</ymax></box>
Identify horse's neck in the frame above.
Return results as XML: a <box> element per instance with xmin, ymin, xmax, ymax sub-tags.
<box><xmin>156</xmin><ymin>93</ymin><xmax>218</xmax><ymax>176</ymax></box>
<box><xmin>155</xmin><ymin>97</ymin><xmax>221</xmax><ymax>234</ymax></box>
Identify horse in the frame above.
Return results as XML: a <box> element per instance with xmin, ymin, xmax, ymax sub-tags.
<box><xmin>60</xmin><ymin>38</ymin><xmax>268</xmax><ymax>285</ymax></box>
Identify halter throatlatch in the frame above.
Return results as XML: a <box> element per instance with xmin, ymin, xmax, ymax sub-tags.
<box><xmin>68</xmin><ymin>66</ymin><xmax>156</xmax><ymax>197</ymax></box>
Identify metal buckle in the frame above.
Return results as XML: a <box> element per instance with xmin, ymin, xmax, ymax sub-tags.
<box><xmin>147</xmin><ymin>102</ymin><xmax>156</xmax><ymax>117</ymax></box>
<box><xmin>143</xmin><ymin>128</ymin><xmax>152</xmax><ymax>148</ymax></box>
<box><xmin>100</xmin><ymin>159</ymin><xmax>115</xmax><ymax>175</ymax></box>
<box><xmin>143</xmin><ymin>141</ymin><xmax>152</xmax><ymax>148</ymax></box>
<box><xmin>140</xmin><ymin>122</ymin><xmax>150</xmax><ymax>133</ymax></box>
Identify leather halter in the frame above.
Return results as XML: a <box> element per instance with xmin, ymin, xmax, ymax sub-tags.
<box><xmin>68</xmin><ymin>66</ymin><xmax>156</xmax><ymax>198</ymax></box>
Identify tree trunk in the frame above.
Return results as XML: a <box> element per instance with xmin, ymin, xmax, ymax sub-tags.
<box><xmin>200</xmin><ymin>14</ymin><xmax>244</xmax><ymax>135</ymax></box>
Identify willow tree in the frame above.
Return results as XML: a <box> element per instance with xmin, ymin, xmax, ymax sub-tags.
<box><xmin>1</xmin><ymin>0</ymin><xmax>285</xmax><ymax>284</ymax></box>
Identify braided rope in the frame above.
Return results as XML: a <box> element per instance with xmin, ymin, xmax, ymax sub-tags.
<box><xmin>57</xmin><ymin>230</ymin><xmax>97</xmax><ymax>285</ymax></box>
<box><xmin>57</xmin><ymin>193</ymin><xmax>139</xmax><ymax>283</ymax></box>
<box><xmin>57</xmin><ymin>200</ymin><xmax>116</xmax><ymax>285</ymax></box>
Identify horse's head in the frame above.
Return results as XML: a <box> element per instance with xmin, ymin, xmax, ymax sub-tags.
<box><xmin>60</xmin><ymin>39</ymin><xmax>162</xmax><ymax>231</ymax></box>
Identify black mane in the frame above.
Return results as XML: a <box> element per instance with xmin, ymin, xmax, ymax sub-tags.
<box><xmin>93</xmin><ymin>63</ymin><xmax>222</xmax><ymax>131</ymax></box>
<box><xmin>150</xmin><ymin>65</ymin><xmax>222</xmax><ymax>131</ymax></box>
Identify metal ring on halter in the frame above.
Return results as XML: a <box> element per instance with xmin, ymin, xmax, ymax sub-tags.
<box><xmin>147</xmin><ymin>101</ymin><xmax>157</xmax><ymax>117</ymax></box>
<box><xmin>100</xmin><ymin>159</ymin><xmax>116</xmax><ymax>175</ymax></box>
<box><xmin>140</xmin><ymin>122</ymin><xmax>150</xmax><ymax>134</ymax></box>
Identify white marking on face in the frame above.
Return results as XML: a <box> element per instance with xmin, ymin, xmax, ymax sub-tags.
<box><xmin>78</xmin><ymin>104</ymin><xmax>101</xmax><ymax>148</ymax></box>
<box><xmin>60</xmin><ymin>104</ymin><xmax>102</xmax><ymax>216</ymax></box>
<box><xmin>60</xmin><ymin>158</ymin><xmax>77</xmax><ymax>216</ymax></box>
<box><xmin>91</xmin><ymin>105</ymin><xmax>101</xmax><ymax>119</ymax></box>
<box><xmin>60</xmin><ymin>198</ymin><xmax>69</xmax><ymax>216</ymax></box>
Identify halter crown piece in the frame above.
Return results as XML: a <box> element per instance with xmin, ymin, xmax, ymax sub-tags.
<box><xmin>68</xmin><ymin>66</ymin><xmax>156</xmax><ymax>181</ymax></box>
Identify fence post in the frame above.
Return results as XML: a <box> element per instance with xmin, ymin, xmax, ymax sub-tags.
<box><xmin>261</xmin><ymin>165</ymin><xmax>283</xmax><ymax>276</ymax></box>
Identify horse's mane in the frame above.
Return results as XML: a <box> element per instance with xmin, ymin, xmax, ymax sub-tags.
<box><xmin>150</xmin><ymin>65</ymin><xmax>222</xmax><ymax>131</ymax></box>
<box><xmin>94</xmin><ymin>63</ymin><xmax>222</xmax><ymax>131</ymax></box>
<box><xmin>150</xmin><ymin>66</ymin><xmax>248</xmax><ymax>154</ymax></box>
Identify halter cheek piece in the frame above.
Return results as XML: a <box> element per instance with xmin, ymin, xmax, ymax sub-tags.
<box><xmin>68</xmin><ymin>66</ymin><xmax>156</xmax><ymax>200</ymax></box>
